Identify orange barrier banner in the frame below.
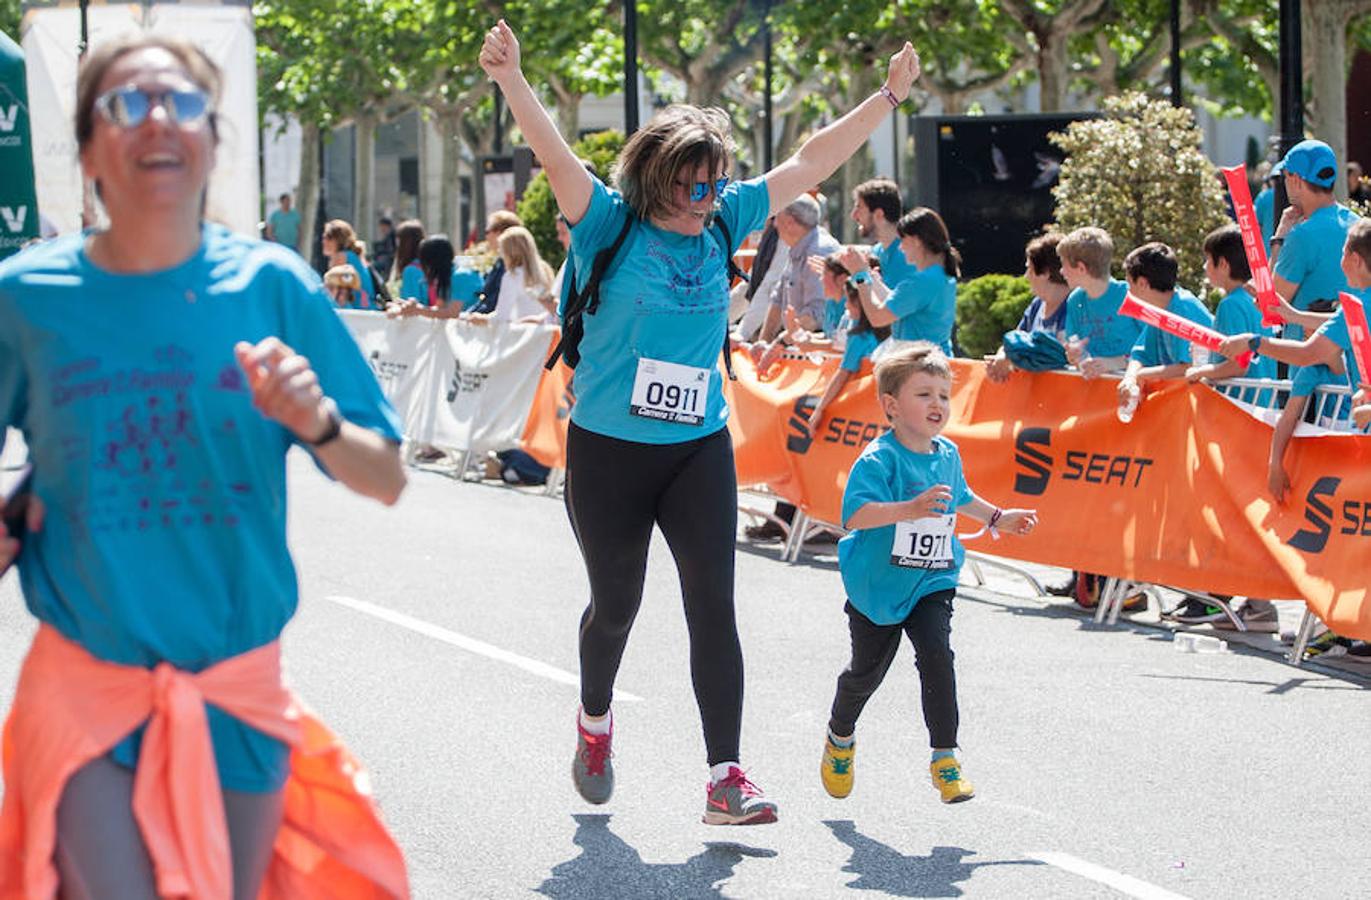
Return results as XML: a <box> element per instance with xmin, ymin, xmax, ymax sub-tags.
<box><xmin>521</xmin><ymin>351</ymin><xmax>1371</xmax><ymax>637</ymax></box>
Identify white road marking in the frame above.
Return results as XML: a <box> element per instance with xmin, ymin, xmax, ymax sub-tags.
<box><xmin>1031</xmin><ymin>851</ymin><xmax>1193</xmax><ymax>900</ymax></box>
<box><xmin>323</xmin><ymin>594</ymin><xmax>642</xmax><ymax>702</ymax></box>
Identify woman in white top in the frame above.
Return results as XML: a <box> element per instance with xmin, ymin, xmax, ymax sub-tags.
<box><xmin>478</xmin><ymin>226</ymin><xmax>556</xmax><ymax>323</ymax></box>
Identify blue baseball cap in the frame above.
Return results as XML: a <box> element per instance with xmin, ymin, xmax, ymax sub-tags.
<box><xmin>1271</xmin><ymin>140</ymin><xmax>1338</xmax><ymax>189</ymax></box>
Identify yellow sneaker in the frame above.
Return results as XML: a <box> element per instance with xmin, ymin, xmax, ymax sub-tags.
<box><xmin>820</xmin><ymin>735</ymin><xmax>855</xmax><ymax>798</ymax></box>
<box><xmin>930</xmin><ymin>756</ymin><xmax>974</xmax><ymax>803</ymax></box>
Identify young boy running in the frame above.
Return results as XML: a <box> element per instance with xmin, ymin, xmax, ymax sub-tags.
<box><xmin>821</xmin><ymin>343</ymin><xmax>1038</xmax><ymax>803</ymax></box>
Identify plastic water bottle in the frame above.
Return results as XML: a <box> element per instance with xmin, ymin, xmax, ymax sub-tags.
<box><xmin>1117</xmin><ymin>385</ymin><xmax>1140</xmax><ymax>423</ymax></box>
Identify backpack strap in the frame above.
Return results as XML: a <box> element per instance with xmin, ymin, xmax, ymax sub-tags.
<box><xmin>545</xmin><ymin>210</ymin><xmax>636</xmax><ymax>371</ymax></box>
<box><xmin>710</xmin><ymin>217</ymin><xmax>748</xmax><ymax>381</ymax></box>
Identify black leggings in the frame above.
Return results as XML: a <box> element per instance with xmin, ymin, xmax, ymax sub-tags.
<box><xmin>566</xmin><ymin>422</ymin><xmax>743</xmax><ymax>765</ymax></box>
<box><xmin>828</xmin><ymin>590</ymin><xmax>959</xmax><ymax>748</ymax></box>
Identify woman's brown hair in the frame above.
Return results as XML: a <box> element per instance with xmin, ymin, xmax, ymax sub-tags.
<box><xmin>613</xmin><ymin>105</ymin><xmax>734</xmax><ymax>222</ymax></box>
<box><xmin>324</xmin><ymin>220</ymin><xmax>366</xmax><ymax>258</ymax></box>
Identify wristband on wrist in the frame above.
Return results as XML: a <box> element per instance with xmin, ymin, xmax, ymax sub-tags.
<box><xmin>878</xmin><ymin>84</ymin><xmax>900</xmax><ymax>108</ymax></box>
<box><xmin>305</xmin><ymin>398</ymin><xmax>343</xmax><ymax>447</ymax></box>
<box><xmin>1270</xmin><ymin>237</ymin><xmax>1285</xmax><ymax>246</ymax></box>
<box><xmin>850</xmin><ymin>270</ymin><xmax>871</xmax><ymax>285</ymax></box>
<box><xmin>1247</xmin><ymin>335</ymin><xmax>1263</xmax><ymax>354</ymax></box>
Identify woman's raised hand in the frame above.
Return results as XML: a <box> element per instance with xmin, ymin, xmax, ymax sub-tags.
<box><xmin>479</xmin><ymin>20</ymin><xmax>522</xmax><ymax>83</ymax></box>
<box><xmin>885</xmin><ymin>43</ymin><xmax>921</xmax><ymax>102</ymax></box>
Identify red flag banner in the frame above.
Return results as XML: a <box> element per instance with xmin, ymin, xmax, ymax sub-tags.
<box><xmin>1221</xmin><ymin>164</ymin><xmax>1284</xmax><ymax>327</ymax></box>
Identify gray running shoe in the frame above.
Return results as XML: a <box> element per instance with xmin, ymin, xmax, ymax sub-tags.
<box><xmin>702</xmin><ymin>767</ymin><xmax>777</xmax><ymax>825</ymax></box>
<box><xmin>572</xmin><ymin>716</ymin><xmax>614</xmax><ymax>804</ymax></box>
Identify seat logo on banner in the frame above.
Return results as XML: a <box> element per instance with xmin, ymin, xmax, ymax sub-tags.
<box><xmin>0</xmin><ymin>105</ymin><xmax>18</xmax><ymax>132</ymax></box>
<box><xmin>1287</xmin><ymin>476</ymin><xmax>1371</xmax><ymax>553</ymax></box>
<box><xmin>1014</xmin><ymin>427</ymin><xmax>1053</xmax><ymax>496</ymax></box>
<box><xmin>1</xmin><ymin>207</ymin><xmax>27</xmax><ymax>234</ymax></box>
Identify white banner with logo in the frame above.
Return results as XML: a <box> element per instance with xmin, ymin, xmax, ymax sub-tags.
<box><xmin>432</xmin><ymin>319</ymin><xmax>556</xmax><ymax>455</ymax></box>
<box><xmin>339</xmin><ymin>311</ymin><xmax>554</xmax><ymax>455</ymax></box>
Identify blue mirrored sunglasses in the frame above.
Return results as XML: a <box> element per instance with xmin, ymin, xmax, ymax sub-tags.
<box><xmin>689</xmin><ymin>176</ymin><xmax>730</xmax><ymax>203</ymax></box>
<box><xmin>94</xmin><ymin>85</ymin><xmax>211</xmax><ymax>129</ymax></box>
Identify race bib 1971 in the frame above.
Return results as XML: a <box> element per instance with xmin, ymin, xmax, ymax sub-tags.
<box><xmin>891</xmin><ymin>514</ymin><xmax>956</xmax><ymax>569</ymax></box>
<box><xmin>629</xmin><ymin>357</ymin><xmax>709</xmax><ymax>425</ymax></box>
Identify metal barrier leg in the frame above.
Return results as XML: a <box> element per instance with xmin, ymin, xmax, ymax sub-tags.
<box><xmin>544</xmin><ymin>468</ymin><xmax>565</xmax><ymax>497</ymax></box>
<box><xmin>1106</xmin><ymin>580</ymin><xmax>1128</xmax><ymax>626</ymax></box>
<box><xmin>966</xmin><ymin>557</ymin><xmax>987</xmax><ymax>588</ymax></box>
<box><xmin>1287</xmin><ymin>607</ymin><xmax>1318</xmax><ymax>665</ymax></box>
<box><xmin>1093</xmin><ymin>578</ymin><xmax>1116</xmax><ymax>625</ymax></box>
<box><xmin>784</xmin><ymin>510</ymin><xmax>809</xmax><ymax>563</ymax></box>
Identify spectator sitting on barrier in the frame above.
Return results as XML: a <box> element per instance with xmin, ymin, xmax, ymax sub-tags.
<box><xmin>807</xmin><ymin>267</ymin><xmax>892</xmax><ymax>434</ymax></box>
<box><xmin>392</xmin><ymin>219</ymin><xmax>427</xmax><ymax>301</ymax></box>
<box><xmin>1115</xmin><ymin>242</ymin><xmax>1214</xmax><ymax>411</ymax></box>
<box><xmin>322</xmin><ymin>219</ymin><xmax>378</xmax><ymax>309</ymax></box>
<box><xmin>1059</xmin><ymin>226</ymin><xmax>1139</xmax><ymax>378</ymax></box>
<box><xmin>1268</xmin><ymin>140</ymin><xmax>1358</xmax><ymax>341</ymax></box>
<box><xmin>1185</xmin><ymin>224</ymin><xmax>1279</xmax><ymax>387</ymax></box>
<box><xmin>324</xmin><ymin>264</ymin><xmax>363</xmax><ymax>308</ymax></box>
<box><xmin>985</xmin><ymin>232</ymin><xmax>1070</xmax><ymax>383</ymax></box>
<box><xmin>845</xmin><ymin>208</ymin><xmax>959</xmax><ymax>355</ymax></box>
<box><xmin>467</xmin><ymin>226</ymin><xmax>557</xmax><ymax>325</ymax></box>
<box><xmin>469</xmin><ymin>209</ymin><xmax>523</xmax><ymax>313</ymax></box>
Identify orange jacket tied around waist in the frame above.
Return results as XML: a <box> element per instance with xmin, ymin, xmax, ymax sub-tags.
<box><xmin>0</xmin><ymin>625</ymin><xmax>410</xmax><ymax>899</ymax></box>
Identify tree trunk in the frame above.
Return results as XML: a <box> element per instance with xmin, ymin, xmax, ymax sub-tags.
<box><xmin>296</xmin><ymin>122</ymin><xmax>320</xmax><ymax>259</ymax></box>
<box><xmin>354</xmin><ymin>112</ymin><xmax>377</xmax><ymax>247</ymax></box>
<box><xmin>1305</xmin><ymin>0</ymin><xmax>1364</xmax><ymax>199</ymax></box>
<box><xmin>438</xmin><ymin>111</ymin><xmax>463</xmax><ymax>240</ymax></box>
<box><xmin>1036</xmin><ymin>30</ymin><xmax>1069</xmax><ymax>112</ymax></box>
<box><xmin>548</xmin><ymin>75</ymin><xmax>583</xmax><ymax>141</ymax></box>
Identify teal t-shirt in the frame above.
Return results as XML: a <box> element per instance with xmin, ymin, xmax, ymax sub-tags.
<box><xmin>872</xmin><ymin>238</ymin><xmax>919</xmax><ymax>291</ymax></box>
<box><xmin>0</xmin><ymin>226</ymin><xmax>403</xmax><ymax>791</ymax></box>
<box><xmin>1254</xmin><ymin>187</ymin><xmax>1274</xmax><ymax>255</ymax></box>
<box><xmin>452</xmin><ymin>265</ymin><xmax>484</xmax><ymax>309</ymax></box>
<box><xmin>885</xmin><ymin>265</ymin><xmax>956</xmax><ymax>352</ymax></box>
<box><xmin>1274</xmin><ymin>204</ymin><xmax>1357</xmax><ymax>311</ymax></box>
<box><xmin>1316</xmin><ymin>305</ymin><xmax>1365</xmax><ymax>391</ymax></box>
<box><xmin>1212</xmin><ymin>286</ymin><xmax>1278</xmax><ymax>379</ymax></box>
<box><xmin>399</xmin><ymin>261</ymin><xmax>426</xmax><ymax>302</ymax></box>
<box><xmin>1128</xmin><ymin>289</ymin><xmax>1214</xmax><ymax>367</ymax></box>
<box><xmin>267</xmin><ymin>209</ymin><xmax>300</xmax><ymax>248</ymax></box>
<box><xmin>566</xmin><ymin>174</ymin><xmax>770</xmax><ymax>444</ymax></box>
<box><xmin>840</xmin><ymin>329</ymin><xmax>880</xmax><ymax>373</ymax></box>
<box><xmin>1064</xmin><ymin>278</ymin><xmax>1140</xmax><ymax>359</ymax></box>
<box><xmin>838</xmin><ymin>432</ymin><xmax>973</xmax><ymax>625</ymax></box>
<box><xmin>823</xmin><ymin>298</ymin><xmax>846</xmax><ymax>337</ymax></box>
<box><xmin>344</xmin><ymin>249</ymin><xmax>376</xmax><ymax>309</ymax></box>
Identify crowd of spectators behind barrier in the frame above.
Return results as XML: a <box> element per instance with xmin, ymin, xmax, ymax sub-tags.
<box><xmin>248</xmin><ymin>143</ymin><xmax>1371</xmax><ymax>653</ymax></box>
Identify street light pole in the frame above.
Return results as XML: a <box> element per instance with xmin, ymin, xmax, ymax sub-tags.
<box><xmin>762</xmin><ymin>0</ymin><xmax>773</xmax><ymax>171</ymax></box>
<box><xmin>1273</xmin><ymin>0</ymin><xmax>1303</xmax><ymax>232</ymax></box>
<box><xmin>624</xmin><ymin>0</ymin><xmax>640</xmax><ymax>135</ymax></box>
<box><xmin>1168</xmin><ymin>0</ymin><xmax>1182</xmax><ymax>106</ymax></box>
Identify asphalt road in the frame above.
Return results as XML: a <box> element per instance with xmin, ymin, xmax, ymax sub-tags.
<box><xmin>0</xmin><ymin>450</ymin><xmax>1366</xmax><ymax>899</ymax></box>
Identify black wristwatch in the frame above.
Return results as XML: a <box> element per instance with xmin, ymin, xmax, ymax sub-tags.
<box><xmin>305</xmin><ymin>398</ymin><xmax>343</xmax><ymax>446</ymax></box>
<box><xmin>1247</xmin><ymin>335</ymin><xmax>1263</xmax><ymax>354</ymax></box>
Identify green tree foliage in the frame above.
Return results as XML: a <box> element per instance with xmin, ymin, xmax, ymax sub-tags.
<box><xmin>1050</xmin><ymin>92</ymin><xmax>1228</xmax><ymax>292</ymax></box>
<box><xmin>1</xmin><ymin>0</ymin><xmax>20</xmax><ymax>42</ymax></box>
<box><xmin>955</xmin><ymin>274</ymin><xmax>1034</xmax><ymax>358</ymax></box>
<box><xmin>516</xmin><ymin>130</ymin><xmax>625</xmax><ymax>268</ymax></box>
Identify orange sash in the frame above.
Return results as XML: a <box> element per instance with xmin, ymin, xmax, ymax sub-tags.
<box><xmin>0</xmin><ymin>625</ymin><xmax>409</xmax><ymax>899</ymax></box>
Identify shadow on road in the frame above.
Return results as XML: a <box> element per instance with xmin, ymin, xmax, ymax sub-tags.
<box><xmin>536</xmin><ymin>813</ymin><xmax>777</xmax><ymax>899</ymax></box>
<box><xmin>823</xmin><ymin>819</ymin><xmax>1041</xmax><ymax>897</ymax></box>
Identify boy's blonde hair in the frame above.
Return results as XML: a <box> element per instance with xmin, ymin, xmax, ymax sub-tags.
<box><xmin>875</xmin><ymin>342</ymin><xmax>952</xmax><ymax>399</ymax></box>
<box><xmin>1057</xmin><ymin>226</ymin><xmax>1114</xmax><ymax>279</ymax></box>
